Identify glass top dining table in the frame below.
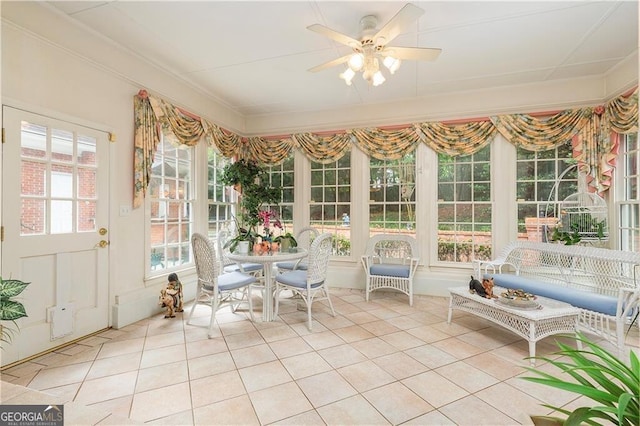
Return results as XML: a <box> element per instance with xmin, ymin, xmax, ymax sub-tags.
<box><xmin>227</xmin><ymin>247</ymin><xmax>308</xmax><ymax>322</ymax></box>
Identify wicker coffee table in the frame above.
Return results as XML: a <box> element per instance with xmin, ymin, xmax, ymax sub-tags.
<box><xmin>447</xmin><ymin>286</ymin><xmax>581</xmax><ymax>365</ymax></box>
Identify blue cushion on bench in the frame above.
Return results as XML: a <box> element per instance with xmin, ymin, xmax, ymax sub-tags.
<box><xmin>370</xmin><ymin>264</ymin><xmax>411</xmax><ymax>278</ymax></box>
<box><xmin>487</xmin><ymin>274</ymin><xmax>618</xmax><ymax>317</ymax></box>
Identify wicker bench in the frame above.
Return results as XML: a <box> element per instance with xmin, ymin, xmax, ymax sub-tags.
<box><xmin>474</xmin><ymin>241</ymin><xmax>640</xmax><ymax>355</ymax></box>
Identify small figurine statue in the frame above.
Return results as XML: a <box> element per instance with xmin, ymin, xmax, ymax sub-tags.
<box><xmin>158</xmin><ymin>272</ymin><xmax>184</xmax><ymax>318</ymax></box>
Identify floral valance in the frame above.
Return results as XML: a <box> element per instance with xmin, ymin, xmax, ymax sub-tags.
<box><xmin>243</xmin><ymin>136</ymin><xmax>295</xmax><ymax>165</ymax></box>
<box><xmin>148</xmin><ymin>95</ymin><xmax>206</xmax><ymax>147</ymax></box>
<box><xmin>201</xmin><ymin>119</ymin><xmax>241</xmax><ymax>158</ymax></box>
<box><xmin>348</xmin><ymin>127</ymin><xmax>421</xmax><ymax>160</ymax></box>
<box><xmin>416</xmin><ymin>120</ymin><xmax>497</xmax><ymax>156</ymax></box>
<box><xmin>293</xmin><ymin>133</ymin><xmax>352</xmax><ymax>164</ymax></box>
<box><xmin>133</xmin><ymin>87</ymin><xmax>638</xmax><ymax>207</ymax></box>
<box><xmin>490</xmin><ymin>108</ymin><xmax>592</xmax><ymax>151</ymax></box>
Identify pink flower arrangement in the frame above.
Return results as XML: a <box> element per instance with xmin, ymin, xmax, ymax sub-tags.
<box><xmin>257</xmin><ymin>209</ymin><xmax>282</xmax><ymax>239</ymax></box>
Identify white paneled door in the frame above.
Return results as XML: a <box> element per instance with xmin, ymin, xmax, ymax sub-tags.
<box><xmin>1</xmin><ymin>107</ymin><xmax>110</xmax><ymax>366</ymax></box>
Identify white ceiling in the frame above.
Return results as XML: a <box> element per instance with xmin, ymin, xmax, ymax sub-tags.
<box><xmin>25</xmin><ymin>1</ymin><xmax>640</xmax><ymax>124</ymax></box>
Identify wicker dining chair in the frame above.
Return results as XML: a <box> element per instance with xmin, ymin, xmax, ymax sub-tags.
<box><xmin>275</xmin><ymin>226</ymin><xmax>320</xmax><ymax>273</ymax></box>
<box><xmin>187</xmin><ymin>233</ymin><xmax>256</xmax><ymax>337</ymax></box>
<box><xmin>217</xmin><ymin>230</ymin><xmax>264</xmax><ymax>276</ymax></box>
<box><xmin>274</xmin><ymin>232</ymin><xmax>335</xmax><ymax>331</ymax></box>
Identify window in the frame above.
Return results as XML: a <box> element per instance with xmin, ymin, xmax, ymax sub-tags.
<box><xmin>516</xmin><ymin>143</ymin><xmax>577</xmax><ymax>242</ymax></box>
<box><xmin>207</xmin><ymin>147</ymin><xmax>233</xmax><ymax>237</ymax></box>
<box><xmin>437</xmin><ymin>145</ymin><xmax>491</xmax><ymax>262</ymax></box>
<box><xmin>369</xmin><ymin>155</ymin><xmax>416</xmax><ymax>235</ymax></box>
<box><xmin>619</xmin><ymin>133</ymin><xmax>639</xmax><ymax>252</ymax></box>
<box><xmin>148</xmin><ymin>137</ymin><xmax>194</xmax><ymax>272</ymax></box>
<box><xmin>267</xmin><ymin>155</ymin><xmax>294</xmax><ymax>233</ymax></box>
<box><xmin>310</xmin><ymin>152</ymin><xmax>351</xmax><ymax>256</ymax></box>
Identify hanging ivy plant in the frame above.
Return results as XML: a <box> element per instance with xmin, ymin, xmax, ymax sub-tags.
<box><xmin>221</xmin><ymin>159</ymin><xmax>279</xmax><ymax>231</ymax></box>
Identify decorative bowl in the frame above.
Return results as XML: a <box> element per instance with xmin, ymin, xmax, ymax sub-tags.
<box><xmin>498</xmin><ymin>289</ymin><xmax>540</xmax><ymax>309</ymax></box>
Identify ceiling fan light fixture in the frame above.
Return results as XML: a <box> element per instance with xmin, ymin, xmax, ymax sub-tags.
<box><xmin>340</xmin><ymin>68</ymin><xmax>356</xmax><ymax>85</ymax></box>
<box><xmin>348</xmin><ymin>53</ymin><xmax>364</xmax><ymax>71</ymax></box>
<box><xmin>383</xmin><ymin>56</ymin><xmax>401</xmax><ymax>74</ymax></box>
<box><xmin>308</xmin><ymin>4</ymin><xmax>439</xmax><ymax>88</ymax></box>
<box><xmin>372</xmin><ymin>71</ymin><xmax>385</xmax><ymax>86</ymax></box>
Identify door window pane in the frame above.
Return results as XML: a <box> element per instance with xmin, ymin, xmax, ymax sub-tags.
<box><xmin>19</xmin><ymin>121</ymin><xmax>98</xmax><ymax>235</ymax></box>
<box><xmin>77</xmin><ymin>135</ymin><xmax>97</xmax><ymax>165</ymax></box>
<box><xmin>51</xmin><ymin>129</ymin><xmax>74</xmax><ymax>163</ymax></box>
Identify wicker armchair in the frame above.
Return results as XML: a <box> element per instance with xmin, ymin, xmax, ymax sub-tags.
<box><xmin>361</xmin><ymin>234</ymin><xmax>419</xmax><ymax>306</ymax></box>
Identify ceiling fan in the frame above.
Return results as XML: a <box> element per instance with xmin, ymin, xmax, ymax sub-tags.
<box><xmin>307</xmin><ymin>3</ymin><xmax>441</xmax><ymax>86</ymax></box>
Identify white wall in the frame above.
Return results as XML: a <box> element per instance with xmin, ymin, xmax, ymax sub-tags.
<box><xmin>0</xmin><ymin>17</ymin><xmax>231</xmax><ymax>328</ymax></box>
<box><xmin>2</xmin><ymin>5</ymin><xmax>637</xmax><ymax>330</ymax></box>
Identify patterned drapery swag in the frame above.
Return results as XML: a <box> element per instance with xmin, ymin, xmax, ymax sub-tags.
<box><xmin>133</xmin><ymin>88</ymin><xmax>638</xmax><ymax>207</ymax></box>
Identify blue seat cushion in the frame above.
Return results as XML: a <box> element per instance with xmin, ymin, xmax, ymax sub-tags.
<box><xmin>218</xmin><ymin>271</ymin><xmax>256</xmax><ymax>291</ymax></box>
<box><xmin>275</xmin><ymin>270</ymin><xmax>323</xmax><ymax>289</ymax></box>
<box><xmin>224</xmin><ymin>262</ymin><xmax>263</xmax><ymax>273</ymax></box>
<box><xmin>488</xmin><ymin>274</ymin><xmax>618</xmax><ymax>317</ymax></box>
<box><xmin>275</xmin><ymin>261</ymin><xmax>308</xmax><ymax>271</ymax></box>
<box><xmin>370</xmin><ymin>264</ymin><xmax>410</xmax><ymax>278</ymax></box>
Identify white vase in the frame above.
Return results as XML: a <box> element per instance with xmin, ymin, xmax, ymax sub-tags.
<box><xmin>236</xmin><ymin>241</ymin><xmax>250</xmax><ymax>254</ymax></box>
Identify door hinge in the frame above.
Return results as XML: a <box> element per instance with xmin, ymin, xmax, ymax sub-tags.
<box><xmin>1</xmin><ymin>226</ymin><xmax>4</xmax><ymax>242</ymax></box>
<box><xmin>2</xmin><ymin>128</ymin><xmax>5</xmax><ymax>143</ymax></box>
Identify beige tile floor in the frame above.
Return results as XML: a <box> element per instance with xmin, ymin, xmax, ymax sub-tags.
<box><xmin>1</xmin><ymin>287</ymin><xmax>638</xmax><ymax>425</ymax></box>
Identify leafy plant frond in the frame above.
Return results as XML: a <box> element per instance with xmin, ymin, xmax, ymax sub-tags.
<box><xmin>0</xmin><ymin>278</ymin><xmax>30</xmax><ymax>299</ymax></box>
<box><xmin>0</xmin><ymin>276</ymin><xmax>30</xmax><ymax>346</ymax></box>
<box><xmin>523</xmin><ymin>333</ymin><xmax>639</xmax><ymax>426</ymax></box>
<box><xmin>565</xmin><ymin>406</ymin><xmax>616</xmax><ymax>426</ymax></box>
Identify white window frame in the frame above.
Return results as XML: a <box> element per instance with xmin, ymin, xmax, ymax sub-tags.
<box><xmin>207</xmin><ymin>146</ymin><xmax>234</xmax><ymax>239</ymax></box>
<box><xmin>368</xmin><ymin>155</ymin><xmax>417</xmax><ymax>236</ymax></box>
<box><xmin>615</xmin><ymin>133</ymin><xmax>639</xmax><ymax>252</ymax></box>
<box><xmin>145</xmin><ymin>135</ymin><xmax>195</xmax><ymax>276</ymax></box>
<box><xmin>266</xmin><ymin>155</ymin><xmax>295</xmax><ymax>235</ymax></box>
<box><xmin>515</xmin><ymin>142</ymin><xmax>577</xmax><ymax>242</ymax></box>
<box><xmin>309</xmin><ymin>152</ymin><xmax>352</xmax><ymax>257</ymax></box>
<box><xmin>436</xmin><ymin>144</ymin><xmax>492</xmax><ymax>264</ymax></box>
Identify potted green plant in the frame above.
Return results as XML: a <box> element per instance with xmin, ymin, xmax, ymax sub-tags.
<box><xmin>523</xmin><ymin>333</ymin><xmax>639</xmax><ymax>426</ymax></box>
<box><xmin>0</xmin><ymin>276</ymin><xmax>30</xmax><ymax>345</ymax></box>
<box><xmin>223</xmin><ymin>222</ymin><xmax>259</xmax><ymax>254</ymax></box>
<box><xmin>274</xmin><ymin>232</ymin><xmax>297</xmax><ymax>252</ymax></box>
<box><xmin>221</xmin><ymin>159</ymin><xmax>280</xmax><ymax>247</ymax></box>
<box><xmin>221</xmin><ymin>159</ymin><xmax>265</xmax><ymax>194</ymax></box>
<box><xmin>550</xmin><ymin>226</ymin><xmax>582</xmax><ymax>245</ymax></box>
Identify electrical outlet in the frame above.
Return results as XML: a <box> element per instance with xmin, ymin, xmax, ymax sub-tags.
<box><xmin>119</xmin><ymin>205</ymin><xmax>131</xmax><ymax>216</ymax></box>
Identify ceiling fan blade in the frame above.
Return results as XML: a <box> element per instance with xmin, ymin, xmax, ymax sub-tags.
<box><xmin>308</xmin><ymin>54</ymin><xmax>352</xmax><ymax>72</ymax></box>
<box><xmin>373</xmin><ymin>3</ymin><xmax>425</xmax><ymax>45</ymax></box>
<box><xmin>307</xmin><ymin>24</ymin><xmax>361</xmax><ymax>48</ymax></box>
<box><xmin>381</xmin><ymin>46</ymin><xmax>442</xmax><ymax>61</ymax></box>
